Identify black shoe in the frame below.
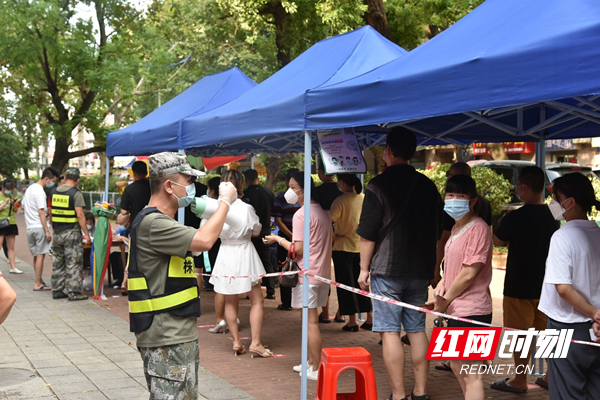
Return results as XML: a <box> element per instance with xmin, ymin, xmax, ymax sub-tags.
<box><xmin>265</xmin><ymin>293</ymin><xmax>276</xmax><ymax>300</ymax></box>
<box><xmin>68</xmin><ymin>292</ymin><xmax>88</xmax><ymax>301</ymax></box>
<box><xmin>411</xmin><ymin>392</ymin><xmax>431</xmax><ymax>400</ymax></box>
<box><xmin>277</xmin><ymin>304</ymin><xmax>293</xmax><ymax>311</ymax></box>
<box><xmin>318</xmin><ymin>312</ymin><xmax>331</xmax><ymax>324</ymax></box>
<box><xmin>388</xmin><ymin>394</ymin><xmax>410</xmax><ymax>400</ymax></box>
<box><xmin>52</xmin><ymin>292</ymin><xmax>68</xmax><ymax>300</ymax></box>
<box><xmin>342</xmin><ymin>324</ymin><xmax>359</xmax><ymax>332</ymax></box>
<box><xmin>361</xmin><ymin>323</ymin><xmax>373</xmax><ymax>331</ymax></box>
<box><xmin>401</xmin><ymin>334</ymin><xmax>411</xmax><ymax>346</ymax></box>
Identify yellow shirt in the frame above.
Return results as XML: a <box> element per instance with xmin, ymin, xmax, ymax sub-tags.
<box><xmin>329</xmin><ymin>192</ymin><xmax>364</xmax><ymax>253</ymax></box>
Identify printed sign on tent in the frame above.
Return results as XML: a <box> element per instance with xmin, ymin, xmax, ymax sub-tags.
<box><xmin>317</xmin><ymin>128</ymin><xmax>366</xmax><ymax>174</ymax></box>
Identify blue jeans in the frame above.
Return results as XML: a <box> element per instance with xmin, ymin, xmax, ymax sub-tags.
<box><xmin>370</xmin><ymin>274</ymin><xmax>428</xmax><ymax>333</ymax></box>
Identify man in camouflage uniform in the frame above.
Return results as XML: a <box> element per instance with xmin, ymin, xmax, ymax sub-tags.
<box><xmin>131</xmin><ymin>152</ymin><xmax>237</xmax><ymax>399</ymax></box>
<box><xmin>49</xmin><ymin>167</ymin><xmax>90</xmax><ymax>301</ymax></box>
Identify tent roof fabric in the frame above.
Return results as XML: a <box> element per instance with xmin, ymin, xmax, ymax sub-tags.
<box><xmin>304</xmin><ymin>0</ymin><xmax>600</xmax><ymax>142</ymax></box>
<box><xmin>106</xmin><ymin>67</ymin><xmax>257</xmax><ymax>156</ymax></box>
<box><xmin>181</xmin><ymin>26</ymin><xmax>406</xmax><ymax>156</ymax></box>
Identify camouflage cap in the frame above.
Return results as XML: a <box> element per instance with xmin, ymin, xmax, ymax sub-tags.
<box><xmin>65</xmin><ymin>167</ymin><xmax>80</xmax><ymax>176</ymax></box>
<box><xmin>148</xmin><ymin>152</ymin><xmax>202</xmax><ymax>178</ymax></box>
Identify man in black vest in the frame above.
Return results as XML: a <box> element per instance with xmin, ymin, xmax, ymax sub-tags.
<box><xmin>49</xmin><ymin>167</ymin><xmax>90</xmax><ymax>301</ymax></box>
<box><xmin>129</xmin><ymin>152</ymin><xmax>236</xmax><ymax>399</ymax></box>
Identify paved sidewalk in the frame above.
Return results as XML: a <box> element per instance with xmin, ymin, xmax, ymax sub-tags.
<box><xmin>0</xmin><ymin>257</ymin><xmax>255</xmax><ymax>400</ymax></box>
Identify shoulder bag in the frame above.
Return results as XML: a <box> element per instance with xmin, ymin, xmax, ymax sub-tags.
<box><xmin>279</xmin><ymin>242</ymin><xmax>300</xmax><ymax>288</ymax></box>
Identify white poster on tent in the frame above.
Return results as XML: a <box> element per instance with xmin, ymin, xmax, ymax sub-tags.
<box><xmin>317</xmin><ymin>128</ymin><xmax>366</xmax><ymax>174</ymax></box>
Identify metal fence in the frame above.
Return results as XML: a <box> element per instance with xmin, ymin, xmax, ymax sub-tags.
<box><xmin>81</xmin><ymin>191</ymin><xmax>122</xmax><ymax>213</ymax></box>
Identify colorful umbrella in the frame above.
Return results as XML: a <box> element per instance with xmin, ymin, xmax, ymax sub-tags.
<box><xmin>91</xmin><ymin>202</ymin><xmax>116</xmax><ymax>298</ymax></box>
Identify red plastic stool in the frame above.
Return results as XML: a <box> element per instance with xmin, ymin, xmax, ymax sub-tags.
<box><xmin>315</xmin><ymin>347</ymin><xmax>378</xmax><ymax>400</ymax></box>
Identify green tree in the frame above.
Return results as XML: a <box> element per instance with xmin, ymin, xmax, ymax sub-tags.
<box><xmin>419</xmin><ymin>163</ymin><xmax>512</xmax><ymax>216</ymax></box>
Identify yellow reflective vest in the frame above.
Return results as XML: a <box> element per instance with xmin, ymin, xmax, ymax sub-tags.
<box><xmin>50</xmin><ymin>186</ymin><xmax>79</xmax><ymax>231</ymax></box>
<box><xmin>127</xmin><ymin>207</ymin><xmax>200</xmax><ymax>333</ymax></box>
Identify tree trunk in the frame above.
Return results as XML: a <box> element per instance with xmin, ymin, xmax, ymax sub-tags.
<box><xmin>370</xmin><ymin>146</ymin><xmax>385</xmax><ymax>174</ymax></box>
<box><xmin>363</xmin><ymin>0</ymin><xmax>393</xmax><ymax>41</ymax></box>
<box><xmin>261</xmin><ymin>1</ymin><xmax>291</xmax><ymax>68</ymax></box>
<box><xmin>485</xmin><ymin>143</ymin><xmax>509</xmax><ymax>160</ymax></box>
<box><xmin>264</xmin><ymin>156</ymin><xmax>282</xmax><ymax>190</ymax></box>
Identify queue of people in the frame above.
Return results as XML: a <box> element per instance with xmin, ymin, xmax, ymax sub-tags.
<box><xmin>2</xmin><ymin>126</ymin><xmax>600</xmax><ymax>400</ymax></box>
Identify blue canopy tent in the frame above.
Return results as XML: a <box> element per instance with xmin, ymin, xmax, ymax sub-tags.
<box><xmin>304</xmin><ymin>0</ymin><xmax>600</xmax><ymax>161</ymax></box>
<box><xmin>106</xmin><ymin>67</ymin><xmax>257</xmax><ymax>157</ymax></box>
<box><xmin>179</xmin><ymin>26</ymin><xmax>406</xmax><ymax>399</ymax></box>
<box><xmin>181</xmin><ymin>26</ymin><xmax>407</xmax><ymax>156</ymax></box>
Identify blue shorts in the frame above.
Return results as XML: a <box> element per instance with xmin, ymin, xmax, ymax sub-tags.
<box><xmin>370</xmin><ymin>274</ymin><xmax>428</xmax><ymax>333</ymax></box>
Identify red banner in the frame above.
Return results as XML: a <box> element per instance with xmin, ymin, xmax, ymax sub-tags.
<box><xmin>473</xmin><ymin>142</ymin><xmax>536</xmax><ymax>155</ymax></box>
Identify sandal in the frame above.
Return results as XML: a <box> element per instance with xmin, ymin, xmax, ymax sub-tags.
<box><xmin>535</xmin><ymin>376</ymin><xmax>548</xmax><ymax>389</ymax></box>
<box><xmin>249</xmin><ymin>347</ymin><xmax>274</xmax><ymax>358</ymax></box>
<box><xmin>434</xmin><ymin>362</ymin><xmax>452</xmax><ymax>371</ymax></box>
<box><xmin>318</xmin><ymin>312</ymin><xmax>331</xmax><ymax>324</ymax></box>
<box><xmin>233</xmin><ymin>344</ymin><xmax>246</xmax><ymax>356</ymax></box>
<box><xmin>490</xmin><ymin>378</ymin><xmax>527</xmax><ymax>393</ymax></box>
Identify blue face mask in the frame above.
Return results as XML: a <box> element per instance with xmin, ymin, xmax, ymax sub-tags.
<box><xmin>3</xmin><ymin>190</ymin><xmax>12</xmax><ymax>196</ymax></box>
<box><xmin>47</xmin><ymin>181</ymin><xmax>55</xmax><ymax>188</ymax></box>
<box><xmin>171</xmin><ymin>181</ymin><xmax>196</xmax><ymax>208</ymax></box>
<box><xmin>444</xmin><ymin>198</ymin><xmax>471</xmax><ymax>221</ymax></box>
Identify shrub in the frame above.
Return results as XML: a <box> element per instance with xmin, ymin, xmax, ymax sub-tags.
<box><xmin>418</xmin><ymin>163</ymin><xmax>513</xmax><ymax>216</ymax></box>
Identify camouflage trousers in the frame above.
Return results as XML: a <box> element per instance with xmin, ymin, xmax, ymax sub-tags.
<box><xmin>139</xmin><ymin>339</ymin><xmax>199</xmax><ymax>400</ymax></box>
<box><xmin>51</xmin><ymin>229</ymin><xmax>83</xmax><ymax>295</ymax></box>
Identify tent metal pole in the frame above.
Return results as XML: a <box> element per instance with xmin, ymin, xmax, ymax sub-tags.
<box><xmin>251</xmin><ymin>156</ymin><xmax>255</xmax><ymax>169</ymax></box>
<box><xmin>178</xmin><ymin>149</ymin><xmax>186</xmax><ymax>225</ymax></box>
<box><xmin>300</xmin><ymin>131</ymin><xmax>312</xmax><ymax>399</ymax></box>
<box><xmin>103</xmin><ymin>155</ymin><xmax>109</xmax><ymax>202</ymax></box>
<box><xmin>536</xmin><ymin>105</ymin><xmax>546</xmax><ymax>170</ymax></box>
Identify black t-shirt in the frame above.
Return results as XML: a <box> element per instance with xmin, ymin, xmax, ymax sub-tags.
<box><xmin>356</xmin><ymin>165</ymin><xmax>443</xmax><ymax>279</ymax></box>
<box><xmin>120</xmin><ymin>179</ymin><xmax>151</xmax><ymax>223</ymax></box>
<box><xmin>443</xmin><ymin>194</ymin><xmax>493</xmax><ymax>231</ymax></box>
<box><xmin>315</xmin><ymin>182</ymin><xmax>342</xmax><ymax>210</ymax></box>
<box><xmin>242</xmin><ymin>184</ymin><xmax>275</xmax><ymax>236</ymax></box>
<box><xmin>495</xmin><ymin>204</ymin><xmax>560</xmax><ymax>299</ymax></box>
<box><xmin>184</xmin><ymin>182</ymin><xmax>208</xmax><ymax>229</ymax></box>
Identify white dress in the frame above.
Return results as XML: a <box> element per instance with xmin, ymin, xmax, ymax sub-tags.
<box><xmin>209</xmin><ymin>199</ymin><xmax>266</xmax><ymax>295</ymax></box>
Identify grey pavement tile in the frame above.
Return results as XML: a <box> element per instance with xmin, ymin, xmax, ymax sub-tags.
<box><xmin>70</xmin><ymin>356</ymin><xmax>112</xmax><ymax>366</ymax></box>
<box><xmin>29</xmin><ymin>357</ymin><xmax>73</xmax><ymax>369</ymax></box>
<box><xmin>26</xmin><ymin>351</ymin><xmax>66</xmax><ymax>361</ymax></box>
<box><xmin>0</xmin><ymin>376</ymin><xmax>54</xmax><ymax>399</ymax></box>
<box><xmin>43</xmin><ymin>373</ymin><xmax>90</xmax><ymax>385</ymax></box>
<box><xmin>58</xmin><ymin>391</ymin><xmax>108</xmax><ymax>400</ymax></box>
<box><xmin>199</xmin><ymin>388</ymin><xmax>255</xmax><ymax>400</ymax></box>
<box><xmin>104</xmin><ymin>353</ymin><xmax>141</xmax><ymax>363</ymax></box>
<box><xmin>51</xmin><ymin>338</ymin><xmax>89</xmax><ymax>347</ymax></box>
<box><xmin>0</xmin><ymin>355</ymin><xmax>30</xmax><ymax>365</ymax></box>
<box><xmin>20</xmin><ymin>345</ymin><xmax>60</xmax><ymax>355</ymax></box>
<box><xmin>84</xmin><ymin>369</ymin><xmax>130</xmax><ymax>382</ymax></box>
<box><xmin>46</xmin><ymin>380</ymin><xmax>98</xmax><ymax>395</ymax></box>
<box><xmin>114</xmin><ymin>361</ymin><xmax>143</xmax><ymax>371</ymax></box>
<box><xmin>63</xmin><ymin>349</ymin><xmax>105</xmax><ymax>359</ymax></box>
<box><xmin>92</xmin><ymin>377</ymin><xmax>143</xmax><ymax>390</ymax></box>
<box><xmin>101</xmin><ymin>386</ymin><xmax>149</xmax><ymax>399</ymax></box>
<box><xmin>35</xmin><ymin>365</ymin><xmax>82</xmax><ymax>377</ymax></box>
<box><xmin>77</xmin><ymin>363</ymin><xmax>120</xmax><ymax>373</ymax></box>
<box><xmin>0</xmin><ymin>362</ymin><xmax>34</xmax><ymax>370</ymax></box>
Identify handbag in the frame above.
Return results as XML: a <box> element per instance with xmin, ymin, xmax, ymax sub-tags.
<box><xmin>279</xmin><ymin>243</ymin><xmax>300</xmax><ymax>288</ymax></box>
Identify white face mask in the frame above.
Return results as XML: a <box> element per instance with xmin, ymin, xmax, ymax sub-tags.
<box><xmin>284</xmin><ymin>188</ymin><xmax>300</xmax><ymax>204</ymax></box>
<box><xmin>86</xmin><ymin>224</ymin><xmax>93</xmax><ymax>231</ymax></box>
<box><xmin>548</xmin><ymin>198</ymin><xmax>571</xmax><ymax>220</ymax></box>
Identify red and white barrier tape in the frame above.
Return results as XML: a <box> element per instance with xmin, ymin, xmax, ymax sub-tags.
<box><xmin>200</xmin><ymin>269</ymin><xmax>600</xmax><ymax>348</ymax></box>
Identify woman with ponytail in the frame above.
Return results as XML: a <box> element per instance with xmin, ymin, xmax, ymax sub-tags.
<box><xmin>329</xmin><ymin>174</ymin><xmax>373</xmax><ymax>331</ymax></box>
<box><xmin>538</xmin><ymin>172</ymin><xmax>600</xmax><ymax>398</ymax></box>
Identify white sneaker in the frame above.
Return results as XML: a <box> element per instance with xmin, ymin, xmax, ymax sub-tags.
<box><xmin>293</xmin><ymin>364</ymin><xmax>312</xmax><ymax>373</ymax></box>
<box><xmin>299</xmin><ymin>366</ymin><xmax>319</xmax><ymax>381</ymax></box>
<box><xmin>9</xmin><ymin>268</ymin><xmax>23</xmax><ymax>274</ymax></box>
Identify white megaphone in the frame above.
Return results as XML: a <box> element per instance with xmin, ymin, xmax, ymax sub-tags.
<box><xmin>190</xmin><ymin>195</ymin><xmax>244</xmax><ymax>231</ymax></box>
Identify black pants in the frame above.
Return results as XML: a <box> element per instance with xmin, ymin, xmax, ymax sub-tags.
<box><xmin>251</xmin><ymin>237</ymin><xmax>274</xmax><ymax>295</ymax></box>
<box><xmin>109</xmin><ymin>252</ymin><xmax>127</xmax><ymax>285</ymax></box>
<box><xmin>332</xmin><ymin>251</ymin><xmax>372</xmax><ymax>315</ymax></box>
<box><xmin>277</xmin><ymin>240</ymin><xmax>292</xmax><ymax>307</ymax></box>
<box><xmin>546</xmin><ymin>317</ymin><xmax>600</xmax><ymax>400</ymax></box>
